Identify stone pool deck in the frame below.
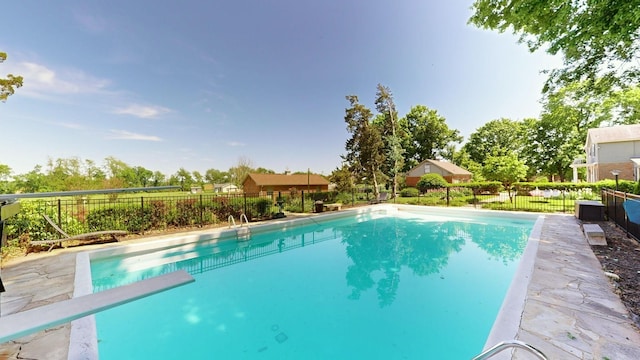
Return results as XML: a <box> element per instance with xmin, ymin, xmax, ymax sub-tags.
<box><xmin>1</xmin><ymin>213</ymin><xmax>640</xmax><ymax>359</ymax></box>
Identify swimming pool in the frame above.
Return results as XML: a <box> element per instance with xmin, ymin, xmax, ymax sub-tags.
<box><xmin>74</xmin><ymin>205</ymin><xmax>541</xmax><ymax>359</ymax></box>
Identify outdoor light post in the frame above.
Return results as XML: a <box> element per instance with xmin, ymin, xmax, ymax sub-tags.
<box><xmin>611</xmin><ymin>170</ymin><xmax>621</xmax><ymax>191</ymax></box>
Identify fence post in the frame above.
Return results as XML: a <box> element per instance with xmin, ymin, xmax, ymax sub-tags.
<box><xmin>140</xmin><ymin>196</ymin><xmax>144</xmax><ymax>235</ymax></box>
<box><xmin>562</xmin><ymin>188</ymin><xmax>566</xmax><ymax>213</ymax></box>
<box><xmin>473</xmin><ymin>189</ymin><xmax>477</xmax><ymax>209</ymax></box>
<box><xmin>624</xmin><ymin>191</ymin><xmax>628</xmax><ymax>233</ymax></box>
<box><xmin>352</xmin><ymin>188</ymin><xmax>355</xmax><ymax>206</ymax></box>
<box><xmin>243</xmin><ymin>193</ymin><xmax>247</xmax><ymax>216</ymax></box>
<box><xmin>199</xmin><ymin>194</ymin><xmax>203</xmax><ymax>227</ymax></box>
<box><xmin>57</xmin><ymin>199</ymin><xmax>62</xmax><ymax>227</ymax></box>
<box><xmin>614</xmin><ymin>190</ymin><xmax>617</xmax><ymax>223</ymax></box>
<box><xmin>301</xmin><ymin>191</ymin><xmax>304</xmax><ymax>213</ymax></box>
<box><xmin>446</xmin><ymin>187</ymin><xmax>450</xmax><ymax>207</ymax></box>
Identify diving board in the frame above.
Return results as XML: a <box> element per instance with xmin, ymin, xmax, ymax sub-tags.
<box><xmin>0</xmin><ymin>270</ymin><xmax>194</xmax><ymax>343</ymax></box>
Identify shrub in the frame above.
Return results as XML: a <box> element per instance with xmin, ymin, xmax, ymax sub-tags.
<box><xmin>416</xmin><ymin>174</ymin><xmax>448</xmax><ymax>193</ymax></box>
<box><xmin>400</xmin><ymin>187</ymin><xmax>419</xmax><ymax>197</ymax></box>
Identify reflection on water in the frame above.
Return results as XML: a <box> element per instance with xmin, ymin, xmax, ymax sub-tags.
<box><xmin>92</xmin><ymin>214</ymin><xmax>531</xmax><ymax>309</ymax></box>
<box><xmin>340</xmin><ymin>216</ymin><xmax>530</xmax><ymax>307</ymax></box>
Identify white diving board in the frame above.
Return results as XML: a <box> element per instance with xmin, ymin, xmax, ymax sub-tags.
<box><xmin>0</xmin><ymin>270</ymin><xmax>194</xmax><ymax>343</ymax></box>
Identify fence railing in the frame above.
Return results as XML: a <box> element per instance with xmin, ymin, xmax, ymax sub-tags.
<box><xmin>601</xmin><ymin>189</ymin><xmax>640</xmax><ymax>241</ymax></box>
<box><xmin>3</xmin><ymin>185</ymin><xmax>607</xmax><ymax>244</ymax></box>
<box><xmin>6</xmin><ymin>189</ymin><xmax>359</xmax><ymax>242</ymax></box>
<box><xmin>401</xmin><ymin>186</ymin><xmax>599</xmax><ymax>214</ymax></box>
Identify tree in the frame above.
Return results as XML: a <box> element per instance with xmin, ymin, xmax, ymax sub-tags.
<box><xmin>521</xmin><ymin>117</ymin><xmax>579</xmax><ymax>181</ymax></box>
<box><xmin>453</xmin><ymin>149</ymin><xmax>485</xmax><ymax>182</ymax></box>
<box><xmin>151</xmin><ymin>171</ymin><xmax>166</xmax><ymax>186</ymax></box>
<box><xmin>402</xmin><ymin>105</ymin><xmax>462</xmax><ymax>170</ymax></box>
<box><xmin>329</xmin><ymin>164</ymin><xmax>355</xmax><ymax>193</ymax></box>
<box><xmin>482</xmin><ymin>151</ymin><xmax>528</xmax><ymax>202</ymax></box>
<box><xmin>13</xmin><ymin>165</ymin><xmax>50</xmax><ymax>193</ymax></box>
<box><xmin>374</xmin><ymin>84</ymin><xmax>405</xmax><ymax>198</ymax></box>
<box><xmin>343</xmin><ymin>95</ymin><xmax>385</xmax><ymax>198</ymax></box>
<box><xmin>603</xmin><ymin>86</ymin><xmax>640</xmax><ymax>126</ymax></box>
<box><xmin>228</xmin><ymin>156</ymin><xmax>254</xmax><ymax>187</ymax></box>
<box><xmin>0</xmin><ymin>52</ymin><xmax>23</xmax><ymax>102</ymax></box>
<box><xmin>192</xmin><ymin>171</ymin><xmax>204</xmax><ymax>187</ymax></box>
<box><xmin>462</xmin><ymin>118</ymin><xmax>525</xmax><ymax>166</ymax></box>
<box><xmin>0</xmin><ymin>164</ymin><xmax>13</xmax><ymax>193</ymax></box>
<box><xmin>469</xmin><ymin>0</ymin><xmax>640</xmax><ymax>93</ymax></box>
<box><xmin>134</xmin><ymin>166</ymin><xmax>154</xmax><ymax>187</ymax></box>
<box><xmin>175</xmin><ymin>168</ymin><xmax>194</xmax><ymax>191</ymax></box>
<box><xmin>205</xmin><ymin>168</ymin><xmax>229</xmax><ymax>184</ymax></box>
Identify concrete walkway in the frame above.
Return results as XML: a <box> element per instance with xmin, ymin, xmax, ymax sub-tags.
<box><xmin>513</xmin><ymin>215</ymin><xmax>640</xmax><ymax>359</ymax></box>
<box><xmin>1</xmin><ymin>214</ymin><xmax>639</xmax><ymax>359</ymax></box>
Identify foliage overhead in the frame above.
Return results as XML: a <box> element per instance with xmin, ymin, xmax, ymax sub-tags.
<box><xmin>469</xmin><ymin>0</ymin><xmax>640</xmax><ymax>93</ymax></box>
<box><xmin>0</xmin><ymin>52</ymin><xmax>23</xmax><ymax>102</ymax></box>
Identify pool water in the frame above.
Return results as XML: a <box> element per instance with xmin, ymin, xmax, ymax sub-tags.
<box><xmin>91</xmin><ymin>210</ymin><xmax>535</xmax><ymax>359</ymax></box>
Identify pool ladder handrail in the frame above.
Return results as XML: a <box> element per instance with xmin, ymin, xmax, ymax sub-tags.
<box><xmin>471</xmin><ymin>340</ymin><xmax>547</xmax><ymax>360</ymax></box>
<box><xmin>229</xmin><ymin>214</ymin><xmax>251</xmax><ymax>240</ymax></box>
<box><xmin>228</xmin><ymin>214</ymin><xmax>249</xmax><ymax>228</ymax></box>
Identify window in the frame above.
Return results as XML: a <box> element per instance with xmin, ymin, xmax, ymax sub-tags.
<box><xmin>424</xmin><ymin>165</ymin><xmax>431</xmax><ymax>173</ymax></box>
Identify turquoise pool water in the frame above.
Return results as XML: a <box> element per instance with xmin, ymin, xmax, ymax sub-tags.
<box><xmin>91</xmin><ymin>209</ymin><xmax>535</xmax><ymax>359</ymax></box>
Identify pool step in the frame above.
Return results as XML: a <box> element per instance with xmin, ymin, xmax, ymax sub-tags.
<box><xmin>583</xmin><ymin>224</ymin><xmax>606</xmax><ymax>246</ymax></box>
<box><xmin>236</xmin><ymin>227</ymin><xmax>251</xmax><ymax>241</ymax></box>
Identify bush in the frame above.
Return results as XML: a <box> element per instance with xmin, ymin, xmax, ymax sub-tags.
<box><xmin>400</xmin><ymin>187</ymin><xmax>419</xmax><ymax>197</ymax></box>
<box><xmin>416</xmin><ymin>174</ymin><xmax>448</xmax><ymax>193</ymax></box>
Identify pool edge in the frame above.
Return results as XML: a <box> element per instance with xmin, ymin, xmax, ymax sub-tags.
<box><xmin>480</xmin><ymin>214</ymin><xmax>545</xmax><ymax>358</ymax></box>
<box><xmin>68</xmin><ymin>205</ymin><xmax>541</xmax><ymax>359</ymax></box>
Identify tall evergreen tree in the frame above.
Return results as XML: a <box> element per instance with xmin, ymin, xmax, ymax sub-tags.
<box><xmin>343</xmin><ymin>95</ymin><xmax>385</xmax><ymax>197</ymax></box>
<box><xmin>374</xmin><ymin>84</ymin><xmax>404</xmax><ymax>197</ymax></box>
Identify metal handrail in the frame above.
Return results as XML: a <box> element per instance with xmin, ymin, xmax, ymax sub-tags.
<box><xmin>472</xmin><ymin>340</ymin><xmax>547</xmax><ymax>360</ymax></box>
<box><xmin>240</xmin><ymin>213</ymin><xmax>249</xmax><ymax>226</ymax></box>
<box><xmin>228</xmin><ymin>215</ymin><xmax>236</xmax><ymax>228</ymax></box>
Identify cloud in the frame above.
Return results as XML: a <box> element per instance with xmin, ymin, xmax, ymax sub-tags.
<box><xmin>227</xmin><ymin>141</ymin><xmax>245</xmax><ymax>147</ymax></box>
<box><xmin>106</xmin><ymin>130</ymin><xmax>163</xmax><ymax>141</ymax></box>
<box><xmin>112</xmin><ymin>104</ymin><xmax>172</xmax><ymax>119</ymax></box>
<box><xmin>56</xmin><ymin>122</ymin><xmax>85</xmax><ymax>129</ymax></box>
<box><xmin>6</xmin><ymin>61</ymin><xmax>111</xmax><ymax>98</ymax></box>
<box><xmin>73</xmin><ymin>12</ymin><xmax>109</xmax><ymax>33</ymax></box>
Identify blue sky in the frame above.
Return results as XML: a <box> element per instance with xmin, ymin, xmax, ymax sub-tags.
<box><xmin>1</xmin><ymin>0</ymin><xmax>560</xmax><ymax>177</ymax></box>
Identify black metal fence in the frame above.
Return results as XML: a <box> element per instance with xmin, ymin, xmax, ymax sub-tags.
<box><xmin>601</xmin><ymin>189</ymin><xmax>640</xmax><ymax>240</ymax></box>
<box><xmin>3</xmin><ymin>185</ymin><xmax>609</xmax><ymax>243</ymax></box>
<box><xmin>401</xmin><ymin>186</ymin><xmax>601</xmax><ymax>214</ymax></box>
<box><xmin>10</xmin><ymin>190</ymin><xmax>344</xmax><ymax>242</ymax></box>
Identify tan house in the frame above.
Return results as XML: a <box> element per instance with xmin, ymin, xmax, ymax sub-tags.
<box><xmin>405</xmin><ymin>159</ymin><xmax>472</xmax><ymax>186</ymax></box>
<box><xmin>213</xmin><ymin>183</ymin><xmax>239</xmax><ymax>193</ymax></box>
<box><xmin>242</xmin><ymin>173</ymin><xmax>330</xmax><ymax>195</ymax></box>
<box><xmin>571</xmin><ymin>124</ymin><xmax>640</xmax><ymax>182</ymax></box>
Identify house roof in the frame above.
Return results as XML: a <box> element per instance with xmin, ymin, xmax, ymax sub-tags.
<box><xmin>244</xmin><ymin>173</ymin><xmax>329</xmax><ymax>186</ymax></box>
<box><xmin>586</xmin><ymin>124</ymin><xmax>640</xmax><ymax>146</ymax></box>
<box><xmin>409</xmin><ymin>159</ymin><xmax>472</xmax><ymax>175</ymax></box>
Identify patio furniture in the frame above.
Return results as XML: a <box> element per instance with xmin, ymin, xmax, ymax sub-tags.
<box><xmin>369</xmin><ymin>192</ymin><xmax>388</xmax><ymax>204</ymax></box>
<box><xmin>30</xmin><ymin>214</ymin><xmax>128</xmax><ymax>251</ymax></box>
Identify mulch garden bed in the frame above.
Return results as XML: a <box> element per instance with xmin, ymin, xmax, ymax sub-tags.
<box><xmin>590</xmin><ymin>220</ymin><xmax>640</xmax><ymax>328</ymax></box>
